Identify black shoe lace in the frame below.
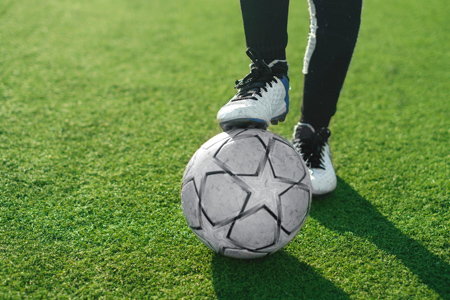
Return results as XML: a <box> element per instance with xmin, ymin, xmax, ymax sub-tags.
<box><xmin>232</xmin><ymin>48</ymin><xmax>277</xmax><ymax>101</ymax></box>
<box><xmin>293</xmin><ymin>128</ymin><xmax>331</xmax><ymax>169</ymax></box>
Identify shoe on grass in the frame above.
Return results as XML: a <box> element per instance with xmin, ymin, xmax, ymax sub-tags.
<box><xmin>292</xmin><ymin>122</ymin><xmax>337</xmax><ymax>196</ymax></box>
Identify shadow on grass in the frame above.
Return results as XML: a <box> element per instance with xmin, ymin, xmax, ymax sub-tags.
<box><xmin>310</xmin><ymin>177</ymin><xmax>450</xmax><ymax>299</ymax></box>
<box><xmin>211</xmin><ymin>251</ymin><xmax>349</xmax><ymax>299</ymax></box>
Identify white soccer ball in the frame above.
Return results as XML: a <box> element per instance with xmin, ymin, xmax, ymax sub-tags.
<box><xmin>181</xmin><ymin>128</ymin><xmax>312</xmax><ymax>259</ymax></box>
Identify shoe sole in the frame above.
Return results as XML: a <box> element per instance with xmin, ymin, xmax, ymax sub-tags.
<box><xmin>219</xmin><ymin>112</ymin><xmax>288</xmax><ymax>131</ymax></box>
<box><xmin>270</xmin><ymin>111</ymin><xmax>288</xmax><ymax>125</ymax></box>
<box><xmin>219</xmin><ymin>118</ymin><xmax>268</xmax><ymax>131</ymax></box>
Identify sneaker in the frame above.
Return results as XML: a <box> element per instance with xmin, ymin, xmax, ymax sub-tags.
<box><xmin>292</xmin><ymin>123</ymin><xmax>337</xmax><ymax>196</ymax></box>
<box><xmin>217</xmin><ymin>48</ymin><xmax>289</xmax><ymax>131</ymax></box>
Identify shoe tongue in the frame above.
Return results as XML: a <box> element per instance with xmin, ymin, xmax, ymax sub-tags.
<box><xmin>235</xmin><ymin>62</ymin><xmax>272</xmax><ymax>93</ymax></box>
<box><xmin>296</xmin><ymin>123</ymin><xmax>315</xmax><ymax>140</ymax></box>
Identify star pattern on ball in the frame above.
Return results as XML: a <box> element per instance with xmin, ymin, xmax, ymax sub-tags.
<box><xmin>235</xmin><ymin>155</ymin><xmax>296</xmax><ymax>218</ymax></box>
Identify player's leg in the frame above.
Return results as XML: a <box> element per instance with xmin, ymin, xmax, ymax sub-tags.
<box><xmin>217</xmin><ymin>0</ymin><xmax>290</xmax><ymax>131</ymax></box>
<box><xmin>293</xmin><ymin>0</ymin><xmax>362</xmax><ymax>196</ymax></box>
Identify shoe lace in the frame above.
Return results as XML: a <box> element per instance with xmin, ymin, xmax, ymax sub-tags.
<box><xmin>232</xmin><ymin>48</ymin><xmax>276</xmax><ymax>101</ymax></box>
<box><xmin>293</xmin><ymin>128</ymin><xmax>331</xmax><ymax>169</ymax></box>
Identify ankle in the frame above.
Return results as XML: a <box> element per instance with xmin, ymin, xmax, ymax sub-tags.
<box><xmin>268</xmin><ymin>60</ymin><xmax>289</xmax><ymax>78</ymax></box>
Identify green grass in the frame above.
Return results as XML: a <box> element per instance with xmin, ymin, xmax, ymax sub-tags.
<box><xmin>0</xmin><ymin>0</ymin><xmax>449</xmax><ymax>298</ymax></box>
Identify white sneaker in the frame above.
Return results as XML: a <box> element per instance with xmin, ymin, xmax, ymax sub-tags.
<box><xmin>217</xmin><ymin>48</ymin><xmax>289</xmax><ymax>131</ymax></box>
<box><xmin>292</xmin><ymin>123</ymin><xmax>337</xmax><ymax>196</ymax></box>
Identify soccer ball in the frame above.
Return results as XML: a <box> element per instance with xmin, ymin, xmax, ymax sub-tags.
<box><xmin>181</xmin><ymin>128</ymin><xmax>312</xmax><ymax>259</ymax></box>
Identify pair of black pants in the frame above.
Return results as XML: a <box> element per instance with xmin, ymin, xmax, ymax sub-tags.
<box><xmin>240</xmin><ymin>0</ymin><xmax>362</xmax><ymax>130</ymax></box>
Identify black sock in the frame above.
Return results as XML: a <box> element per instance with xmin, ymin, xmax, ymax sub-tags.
<box><xmin>240</xmin><ymin>0</ymin><xmax>290</xmax><ymax>63</ymax></box>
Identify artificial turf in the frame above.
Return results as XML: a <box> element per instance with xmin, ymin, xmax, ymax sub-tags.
<box><xmin>0</xmin><ymin>0</ymin><xmax>449</xmax><ymax>298</ymax></box>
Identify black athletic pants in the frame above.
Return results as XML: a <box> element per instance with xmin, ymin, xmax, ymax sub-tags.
<box><xmin>240</xmin><ymin>0</ymin><xmax>362</xmax><ymax>130</ymax></box>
